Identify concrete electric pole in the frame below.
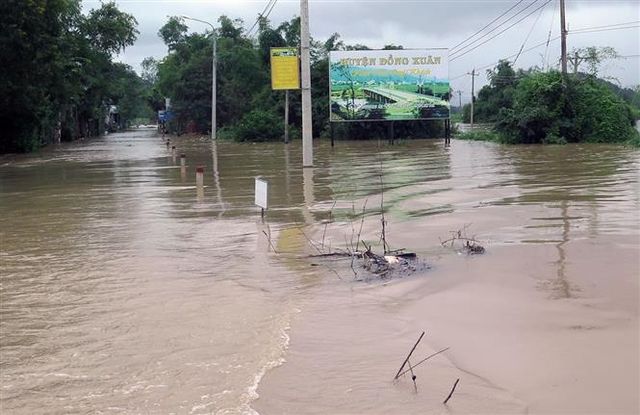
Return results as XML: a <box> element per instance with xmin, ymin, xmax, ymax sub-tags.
<box><xmin>560</xmin><ymin>0</ymin><xmax>568</xmax><ymax>74</ymax></box>
<box><xmin>300</xmin><ymin>0</ymin><xmax>313</xmax><ymax>167</ymax></box>
<box><xmin>468</xmin><ymin>69</ymin><xmax>479</xmax><ymax>129</ymax></box>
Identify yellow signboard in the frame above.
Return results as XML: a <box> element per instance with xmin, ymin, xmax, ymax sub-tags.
<box><xmin>270</xmin><ymin>47</ymin><xmax>300</xmax><ymax>90</ymax></box>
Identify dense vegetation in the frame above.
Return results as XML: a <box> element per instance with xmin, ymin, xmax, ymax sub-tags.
<box><xmin>2</xmin><ymin>4</ymin><xmax>637</xmax><ymax>153</ymax></box>
<box><xmin>150</xmin><ymin>16</ymin><xmax>443</xmax><ymax>141</ymax></box>
<box><xmin>460</xmin><ymin>61</ymin><xmax>640</xmax><ymax>145</ymax></box>
<box><xmin>0</xmin><ymin>1</ymin><xmax>151</xmax><ymax>153</ymax></box>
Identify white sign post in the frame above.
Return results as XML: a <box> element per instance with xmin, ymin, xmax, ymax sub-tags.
<box><xmin>255</xmin><ymin>178</ymin><xmax>268</xmax><ymax>220</ymax></box>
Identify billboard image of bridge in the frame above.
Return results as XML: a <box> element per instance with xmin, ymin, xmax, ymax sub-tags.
<box><xmin>329</xmin><ymin>49</ymin><xmax>449</xmax><ymax>122</ymax></box>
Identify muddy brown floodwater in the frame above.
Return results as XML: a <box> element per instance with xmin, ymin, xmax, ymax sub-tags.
<box><xmin>1</xmin><ymin>128</ymin><xmax>638</xmax><ymax>414</ymax></box>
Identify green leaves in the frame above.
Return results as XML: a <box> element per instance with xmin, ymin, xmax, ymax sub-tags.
<box><xmin>496</xmin><ymin>71</ymin><xmax>637</xmax><ymax>144</ymax></box>
<box><xmin>83</xmin><ymin>2</ymin><xmax>138</xmax><ymax>56</ymax></box>
<box><xmin>0</xmin><ymin>0</ymin><xmax>142</xmax><ymax>153</ymax></box>
<box><xmin>158</xmin><ymin>17</ymin><xmax>188</xmax><ymax>51</ymax></box>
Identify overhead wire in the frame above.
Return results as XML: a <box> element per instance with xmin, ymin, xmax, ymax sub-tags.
<box><xmin>450</xmin><ymin>0</ymin><xmax>553</xmax><ymax>62</ymax></box>
<box><xmin>450</xmin><ymin>16</ymin><xmax>640</xmax><ymax>81</ymax></box>
<box><xmin>543</xmin><ymin>0</ymin><xmax>558</xmax><ymax>69</ymax></box>
<box><xmin>513</xmin><ymin>0</ymin><xmax>548</xmax><ymax>64</ymax></box>
<box><xmin>450</xmin><ymin>0</ymin><xmax>545</xmax><ymax>59</ymax></box>
<box><xmin>449</xmin><ymin>0</ymin><xmax>527</xmax><ymax>53</ymax></box>
<box><xmin>450</xmin><ymin>34</ymin><xmax>562</xmax><ymax>81</ymax></box>
<box><xmin>454</xmin><ymin>19</ymin><xmax>640</xmax><ymax>78</ymax></box>
<box><xmin>569</xmin><ymin>25</ymin><xmax>639</xmax><ymax>34</ymax></box>
<box><xmin>570</xmin><ymin>20</ymin><xmax>640</xmax><ymax>32</ymax></box>
<box><xmin>246</xmin><ymin>0</ymin><xmax>277</xmax><ymax>37</ymax></box>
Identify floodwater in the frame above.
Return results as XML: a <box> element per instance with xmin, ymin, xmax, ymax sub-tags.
<box><xmin>1</xmin><ymin>129</ymin><xmax>638</xmax><ymax>414</ymax></box>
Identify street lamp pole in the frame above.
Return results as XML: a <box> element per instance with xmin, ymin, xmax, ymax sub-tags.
<box><xmin>182</xmin><ymin>15</ymin><xmax>217</xmax><ymax>140</ymax></box>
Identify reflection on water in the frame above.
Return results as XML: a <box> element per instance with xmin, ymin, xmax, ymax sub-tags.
<box><xmin>1</xmin><ymin>129</ymin><xmax>638</xmax><ymax>413</ymax></box>
<box><xmin>552</xmin><ymin>200</ymin><xmax>572</xmax><ymax>298</ymax></box>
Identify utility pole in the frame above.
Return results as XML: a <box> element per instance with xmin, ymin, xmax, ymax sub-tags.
<box><xmin>560</xmin><ymin>0</ymin><xmax>568</xmax><ymax>74</ymax></box>
<box><xmin>468</xmin><ymin>69</ymin><xmax>479</xmax><ymax>129</ymax></box>
<box><xmin>456</xmin><ymin>90</ymin><xmax>462</xmax><ymax>111</ymax></box>
<box><xmin>284</xmin><ymin>90</ymin><xmax>289</xmax><ymax>144</ymax></box>
<box><xmin>300</xmin><ymin>0</ymin><xmax>313</xmax><ymax>167</ymax></box>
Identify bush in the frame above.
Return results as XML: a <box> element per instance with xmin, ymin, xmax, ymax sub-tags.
<box><xmin>496</xmin><ymin>71</ymin><xmax>638</xmax><ymax>144</ymax></box>
<box><xmin>456</xmin><ymin>130</ymin><xmax>501</xmax><ymax>142</ymax></box>
<box><xmin>625</xmin><ymin>130</ymin><xmax>640</xmax><ymax>148</ymax></box>
<box><xmin>230</xmin><ymin>109</ymin><xmax>282</xmax><ymax>142</ymax></box>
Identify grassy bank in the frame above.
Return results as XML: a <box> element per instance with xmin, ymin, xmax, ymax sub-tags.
<box><xmin>455</xmin><ymin>129</ymin><xmax>640</xmax><ymax>148</ymax></box>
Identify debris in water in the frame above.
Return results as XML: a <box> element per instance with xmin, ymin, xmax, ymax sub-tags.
<box><xmin>440</xmin><ymin>224</ymin><xmax>486</xmax><ymax>255</ymax></box>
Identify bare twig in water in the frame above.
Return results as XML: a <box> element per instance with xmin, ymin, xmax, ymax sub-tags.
<box><xmin>394</xmin><ymin>331</ymin><xmax>425</xmax><ymax>380</ymax></box>
<box><xmin>309</xmin><ymin>252</ymin><xmax>352</xmax><ymax>258</ymax></box>
<box><xmin>350</xmin><ymin>253</ymin><xmax>358</xmax><ymax>279</ymax></box>
<box><xmin>300</xmin><ymin>228</ymin><xmax>323</xmax><ymax>254</ymax></box>
<box><xmin>321</xmin><ymin>222</ymin><xmax>328</xmax><ymax>252</ymax></box>
<box><xmin>321</xmin><ymin>201</ymin><xmax>337</xmax><ymax>252</ymax></box>
<box><xmin>344</xmin><ymin>234</ymin><xmax>352</xmax><ymax>255</ymax></box>
<box><xmin>443</xmin><ymin>378</ymin><xmax>460</xmax><ymax>404</ymax></box>
<box><xmin>262</xmin><ymin>230</ymin><xmax>279</xmax><ymax>255</ymax></box>
<box><xmin>397</xmin><ymin>347</ymin><xmax>450</xmax><ymax>378</ymax></box>
<box><xmin>328</xmin><ymin>201</ymin><xmax>337</xmax><ymax>221</ymax></box>
<box><xmin>408</xmin><ymin>359</ymin><xmax>418</xmax><ymax>392</ymax></box>
<box><xmin>325</xmin><ymin>266</ymin><xmax>343</xmax><ymax>281</ymax></box>
<box><xmin>439</xmin><ymin>224</ymin><xmax>485</xmax><ymax>254</ymax></box>
<box><xmin>355</xmin><ymin>199</ymin><xmax>368</xmax><ymax>253</ymax></box>
<box><xmin>379</xmin><ymin>169</ymin><xmax>390</xmax><ymax>254</ymax></box>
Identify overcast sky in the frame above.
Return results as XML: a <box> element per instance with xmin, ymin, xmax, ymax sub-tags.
<box><xmin>83</xmin><ymin>0</ymin><xmax>639</xmax><ymax>101</ymax></box>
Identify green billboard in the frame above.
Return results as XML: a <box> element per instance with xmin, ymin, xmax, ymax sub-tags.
<box><xmin>329</xmin><ymin>49</ymin><xmax>450</xmax><ymax>122</ymax></box>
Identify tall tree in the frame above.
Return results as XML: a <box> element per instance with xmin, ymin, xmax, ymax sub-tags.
<box><xmin>0</xmin><ymin>0</ymin><xmax>141</xmax><ymax>153</ymax></box>
<box><xmin>567</xmin><ymin>46</ymin><xmax>618</xmax><ymax>76</ymax></box>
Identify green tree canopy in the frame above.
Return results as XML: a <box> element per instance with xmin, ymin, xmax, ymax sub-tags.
<box><xmin>0</xmin><ymin>0</ymin><xmax>147</xmax><ymax>153</ymax></box>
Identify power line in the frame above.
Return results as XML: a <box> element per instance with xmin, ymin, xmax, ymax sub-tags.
<box><xmin>449</xmin><ymin>0</ymin><xmax>527</xmax><ymax>53</ymax></box>
<box><xmin>246</xmin><ymin>0</ymin><xmax>277</xmax><ymax>37</ymax></box>
<box><xmin>569</xmin><ymin>25</ymin><xmax>639</xmax><ymax>34</ymax></box>
<box><xmin>453</xmin><ymin>21</ymin><xmax>639</xmax><ymax>78</ymax></box>
<box><xmin>543</xmin><ymin>0</ymin><xmax>558</xmax><ymax>69</ymax></box>
<box><xmin>450</xmin><ymin>0</ymin><xmax>553</xmax><ymax>62</ymax></box>
<box><xmin>263</xmin><ymin>0</ymin><xmax>279</xmax><ymax>22</ymax></box>
<box><xmin>480</xmin><ymin>35</ymin><xmax>561</xmax><ymax>70</ymax></box>
<box><xmin>450</xmin><ymin>35</ymin><xmax>561</xmax><ymax>80</ymax></box>
<box><xmin>513</xmin><ymin>0</ymin><xmax>548</xmax><ymax>64</ymax></box>
<box><xmin>570</xmin><ymin>20</ymin><xmax>640</xmax><ymax>32</ymax></box>
<box><xmin>450</xmin><ymin>18</ymin><xmax>638</xmax><ymax>83</ymax></box>
<box><xmin>450</xmin><ymin>0</ymin><xmax>545</xmax><ymax>59</ymax></box>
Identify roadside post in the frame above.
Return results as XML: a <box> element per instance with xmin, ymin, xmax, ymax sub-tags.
<box><xmin>196</xmin><ymin>166</ymin><xmax>204</xmax><ymax>187</ymax></box>
<box><xmin>255</xmin><ymin>177</ymin><xmax>268</xmax><ymax>221</ymax></box>
<box><xmin>196</xmin><ymin>166</ymin><xmax>205</xmax><ymax>200</ymax></box>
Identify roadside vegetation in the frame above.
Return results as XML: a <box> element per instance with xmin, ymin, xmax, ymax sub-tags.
<box><xmin>457</xmin><ymin>59</ymin><xmax>640</xmax><ymax>147</ymax></box>
<box><xmin>149</xmin><ymin>16</ymin><xmax>444</xmax><ymax>142</ymax></box>
<box><xmin>0</xmin><ymin>1</ymin><xmax>152</xmax><ymax>153</ymax></box>
<box><xmin>2</xmin><ymin>4</ymin><xmax>638</xmax><ymax>153</ymax></box>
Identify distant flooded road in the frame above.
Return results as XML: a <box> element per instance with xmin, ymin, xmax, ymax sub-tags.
<box><xmin>1</xmin><ymin>129</ymin><xmax>638</xmax><ymax>414</ymax></box>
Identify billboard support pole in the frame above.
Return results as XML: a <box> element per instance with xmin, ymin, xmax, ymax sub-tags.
<box><xmin>300</xmin><ymin>0</ymin><xmax>313</xmax><ymax>167</ymax></box>
<box><xmin>284</xmin><ymin>90</ymin><xmax>290</xmax><ymax>144</ymax></box>
<box><xmin>330</xmin><ymin>123</ymin><xmax>334</xmax><ymax>147</ymax></box>
<box><xmin>445</xmin><ymin>119</ymin><xmax>451</xmax><ymax>145</ymax></box>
